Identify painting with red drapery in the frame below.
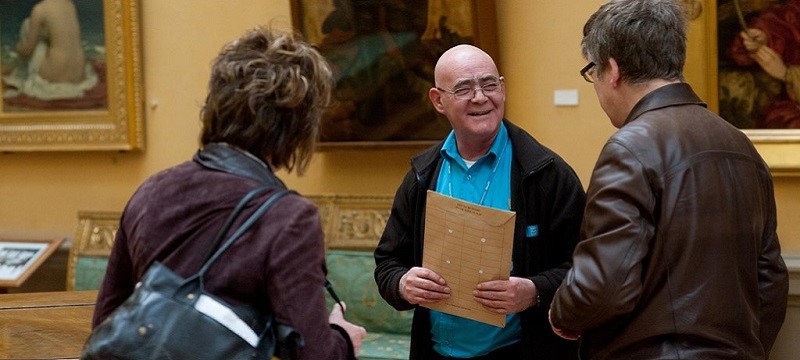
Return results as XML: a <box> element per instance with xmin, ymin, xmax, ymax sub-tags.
<box><xmin>718</xmin><ymin>0</ymin><xmax>800</xmax><ymax>129</ymax></box>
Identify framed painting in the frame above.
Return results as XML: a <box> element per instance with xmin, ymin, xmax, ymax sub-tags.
<box><xmin>706</xmin><ymin>0</ymin><xmax>800</xmax><ymax>171</ymax></box>
<box><xmin>0</xmin><ymin>237</ymin><xmax>64</xmax><ymax>288</ymax></box>
<box><xmin>0</xmin><ymin>0</ymin><xmax>143</xmax><ymax>152</ymax></box>
<box><xmin>290</xmin><ymin>0</ymin><xmax>498</xmax><ymax>148</ymax></box>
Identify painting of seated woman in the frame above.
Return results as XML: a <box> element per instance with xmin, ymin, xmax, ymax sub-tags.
<box><xmin>0</xmin><ymin>0</ymin><xmax>107</xmax><ymax>112</ymax></box>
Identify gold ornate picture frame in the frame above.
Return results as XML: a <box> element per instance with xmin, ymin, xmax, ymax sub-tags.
<box><xmin>0</xmin><ymin>0</ymin><xmax>143</xmax><ymax>152</ymax></box>
<box><xmin>705</xmin><ymin>0</ymin><xmax>800</xmax><ymax>172</ymax></box>
<box><xmin>290</xmin><ymin>0</ymin><xmax>497</xmax><ymax>149</ymax></box>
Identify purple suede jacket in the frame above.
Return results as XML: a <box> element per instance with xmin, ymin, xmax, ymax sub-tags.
<box><xmin>92</xmin><ymin>143</ymin><xmax>352</xmax><ymax>359</ymax></box>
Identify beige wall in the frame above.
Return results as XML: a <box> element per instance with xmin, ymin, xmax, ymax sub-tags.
<box><xmin>0</xmin><ymin>0</ymin><xmax>798</xmax><ymax>255</ymax></box>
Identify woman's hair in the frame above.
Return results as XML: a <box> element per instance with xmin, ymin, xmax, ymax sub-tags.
<box><xmin>582</xmin><ymin>0</ymin><xmax>687</xmax><ymax>84</ymax></box>
<box><xmin>200</xmin><ymin>26</ymin><xmax>333</xmax><ymax>175</ymax></box>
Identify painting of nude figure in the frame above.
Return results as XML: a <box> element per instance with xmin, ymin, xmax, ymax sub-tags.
<box><xmin>0</xmin><ymin>0</ymin><xmax>107</xmax><ymax>112</ymax></box>
<box><xmin>0</xmin><ymin>0</ymin><xmax>143</xmax><ymax>152</ymax></box>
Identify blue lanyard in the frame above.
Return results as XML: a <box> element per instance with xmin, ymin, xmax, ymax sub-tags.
<box><xmin>446</xmin><ymin>143</ymin><xmax>507</xmax><ymax>206</ymax></box>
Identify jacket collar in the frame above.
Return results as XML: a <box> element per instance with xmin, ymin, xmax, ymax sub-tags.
<box><xmin>410</xmin><ymin>119</ymin><xmax>553</xmax><ymax>178</ymax></box>
<box><xmin>193</xmin><ymin>142</ymin><xmax>286</xmax><ymax>188</ymax></box>
<box><xmin>625</xmin><ymin>82</ymin><xmax>706</xmax><ymax>126</ymax></box>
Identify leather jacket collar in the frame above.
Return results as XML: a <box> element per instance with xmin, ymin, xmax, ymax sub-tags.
<box><xmin>625</xmin><ymin>82</ymin><xmax>706</xmax><ymax>126</ymax></box>
<box><xmin>193</xmin><ymin>142</ymin><xmax>286</xmax><ymax>188</ymax></box>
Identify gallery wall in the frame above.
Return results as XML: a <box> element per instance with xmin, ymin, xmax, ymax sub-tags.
<box><xmin>0</xmin><ymin>0</ymin><xmax>797</xmax><ymax>255</ymax></box>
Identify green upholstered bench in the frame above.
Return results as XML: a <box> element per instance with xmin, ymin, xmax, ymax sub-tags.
<box><xmin>326</xmin><ymin>250</ymin><xmax>411</xmax><ymax>360</ymax></box>
<box><xmin>71</xmin><ymin>257</ymin><xmax>109</xmax><ymax>290</ymax></box>
<box><xmin>310</xmin><ymin>194</ymin><xmax>410</xmax><ymax>360</ymax></box>
<box><xmin>70</xmin><ymin>195</ymin><xmax>408</xmax><ymax>358</ymax></box>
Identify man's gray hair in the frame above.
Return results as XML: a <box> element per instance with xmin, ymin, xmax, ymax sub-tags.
<box><xmin>582</xmin><ymin>0</ymin><xmax>687</xmax><ymax>84</ymax></box>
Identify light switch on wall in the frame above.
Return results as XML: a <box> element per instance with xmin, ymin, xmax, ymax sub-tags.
<box><xmin>554</xmin><ymin>89</ymin><xmax>579</xmax><ymax>106</ymax></box>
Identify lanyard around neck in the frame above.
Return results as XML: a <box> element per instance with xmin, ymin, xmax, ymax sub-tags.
<box><xmin>446</xmin><ymin>143</ymin><xmax>507</xmax><ymax>206</ymax></box>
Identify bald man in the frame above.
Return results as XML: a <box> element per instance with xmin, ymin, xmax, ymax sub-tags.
<box><xmin>374</xmin><ymin>44</ymin><xmax>585</xmax><ymax>360</ymax></box>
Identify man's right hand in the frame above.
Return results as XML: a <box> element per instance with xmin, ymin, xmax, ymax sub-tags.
<box><xmin>399</xmin><ymin>267</ymin><xmax>451</xmax><ymax>305</ymax></box>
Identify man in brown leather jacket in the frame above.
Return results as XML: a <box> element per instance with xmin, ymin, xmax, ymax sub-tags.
<box><xmin>549</xmin><ymin>1</ymin><xmax>789</xmax><ymax>359</ymax></box>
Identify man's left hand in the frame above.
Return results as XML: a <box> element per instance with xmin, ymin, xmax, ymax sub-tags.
<box><xmin>473</xmin><ymin>277</ymin><xmax>537</xmax><ymax>314</ymax></box>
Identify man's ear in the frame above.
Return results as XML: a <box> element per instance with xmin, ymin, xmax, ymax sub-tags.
<box><xmin>429</xmin><ymin>87</ymin><xmax>445</xmax><ymax>114</ymax></box>
<box><xmin>608</xmin><ymin>58</ymin><xmax>621</xmax><ymax>87</ymax></box>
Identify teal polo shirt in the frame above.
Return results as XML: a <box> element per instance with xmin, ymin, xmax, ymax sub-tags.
<box><xmin>431</xmin><ymin>123</ymin><xmax>520</xmax><ymax>357</ymax></box>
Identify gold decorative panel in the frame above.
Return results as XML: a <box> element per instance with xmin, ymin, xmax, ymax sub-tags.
<box><xmin>307</xmin><ymin>195</ymin><xmax>394</xmax><ymax>251</ymax></box>
<box><xmin>67</xmin><ymin>211</ymin><xmax>121</xmax><ymax>290</ymax></box>
<box><xmin>72</xmin><ymin>211</ymin><xmax>121</xmax><ymax>257</ymax></box>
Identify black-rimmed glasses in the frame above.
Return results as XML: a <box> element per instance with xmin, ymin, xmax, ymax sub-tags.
<box><xmin>580</xmin><ymin>62</ymin><xmax>596</xmax><ymax>83</ymax></box>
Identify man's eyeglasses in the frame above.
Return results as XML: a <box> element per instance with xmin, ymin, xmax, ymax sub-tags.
<box><xmin>436</xmin><ymin>79</ymin><xmax>503</xmax><ymax>100</ymax></box>
<box><xmin>580</xmin><ymin>62</ymin><xmax>596</xmax><ymax>83</ymax></box>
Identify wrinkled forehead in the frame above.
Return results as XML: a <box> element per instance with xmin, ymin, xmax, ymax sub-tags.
<box><xmin>449</xmin><ymin>74</ymin><xmax>501</xmax><ymax>88</ymax></box>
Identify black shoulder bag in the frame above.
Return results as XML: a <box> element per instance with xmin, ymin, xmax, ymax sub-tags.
<box><xmin>82</xmin><ymin>187</ymin><xmax>298</xmax><ymax>360</ymax></box>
